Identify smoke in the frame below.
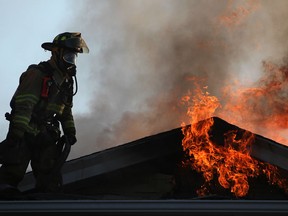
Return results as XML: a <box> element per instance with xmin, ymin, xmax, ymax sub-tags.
<box><xmin>68</xmin><ymin>0</ymin><xmax>288</xmax><ymax>158</ymax></box>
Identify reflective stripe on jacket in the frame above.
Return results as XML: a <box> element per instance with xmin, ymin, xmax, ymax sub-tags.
<box><xmin>8</xmin><ymin>58</ymin><xmax>76</xmax><ymax>139</ymax></box>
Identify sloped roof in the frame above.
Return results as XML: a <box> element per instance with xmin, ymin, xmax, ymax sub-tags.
<box><xmin>19</xmin><ymin>125</ymin><xmax>183</xmax><ymax>194</ymax></box>
<box><xmin>0</xmin><ymin>117</ymin><xmax>287</xmax><ymax>215</ymax></box>
<box><xmin>18</xmin><ymin>117</ymin><xmax>288</xmax><ymax>200</ymax></box>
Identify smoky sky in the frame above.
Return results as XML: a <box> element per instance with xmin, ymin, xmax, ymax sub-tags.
<box><xmin>69</xmin><ymin>0</ymin><xmax>288</xmax><ymax>159</ymax></box>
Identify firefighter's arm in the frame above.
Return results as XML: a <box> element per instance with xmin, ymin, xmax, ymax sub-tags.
<box><xmin>59</xmin><ymin>106</ymin><xmax>77</xmax><ymax>145</ymax></box>
<box><xmin>7</xmin><ymin>68</ymin><xmax>42</xmax><ymax>141</ymax></box>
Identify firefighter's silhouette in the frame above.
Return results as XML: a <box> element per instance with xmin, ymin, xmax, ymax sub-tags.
<box><xmin>0</xmin><ymin>32</ymin><xmax>89</xmax><ymax>193</ymax></box>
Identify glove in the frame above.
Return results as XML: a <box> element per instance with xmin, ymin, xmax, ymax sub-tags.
<box><xmin>64</xmin><ymin>134</ymin><xmax>77</xmax><ymax>145</ymax></box>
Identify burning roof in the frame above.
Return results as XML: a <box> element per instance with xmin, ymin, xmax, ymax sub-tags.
<box><xmin>182</xmin><ymin>117</ymin><xmax>288</xmax><ymax>198</ymax></box>
<box><xmin>17</xmin><ymin>117</ymin><xmax>288</xmax><ymax>200</ymax></box>
<box><xmin>0</xmin><ymin>116</ymin><xmax>286</xmax><ymax>215</ymax></box>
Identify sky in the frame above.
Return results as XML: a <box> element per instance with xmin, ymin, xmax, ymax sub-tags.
<box><xmin>0</xmin><ymin>1</ymin><xmax>92</xmax><ymax>141</ymax></box>
<box><xmin>1</xmin><ymin>0</ymin><xmax>288</xmax><ymax>160</ymax></box>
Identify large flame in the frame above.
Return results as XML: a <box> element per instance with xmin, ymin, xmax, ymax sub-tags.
<box><xmin>181</xmin><ymin>82</ymin><xmax>288</xmax><ymax>197</ymax></box>
<box><xmin>180</xmin><ymin>0</ymin><xmax>288</xmax><ymax>197</ymax></box>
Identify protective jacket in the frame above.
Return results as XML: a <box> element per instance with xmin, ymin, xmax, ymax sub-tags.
<box><xmin>7</xmin><ymin>58</ymin><xmax>76</xmax><ymax>141</ymax></box>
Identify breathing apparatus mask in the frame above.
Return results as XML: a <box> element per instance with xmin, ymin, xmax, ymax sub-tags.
<box><xmin>62</xmin><ymin>50</ymin><xmax>78</xmax><ymax>76</ymax></box>
<box><xmin>63</xmin><ymin>51</ymin><xmax>77</xmax><ymax>66</ymax></box>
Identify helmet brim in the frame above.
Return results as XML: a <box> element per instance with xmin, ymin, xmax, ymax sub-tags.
<box><xmin>41</xmin><ymin>41</ymin><xmax>89</xmax><ymax>53</ymax></box>
<box><xmin>41</xmin><ymin>42</ymin><xmax>58</xmax><ymax>51</ymax></box>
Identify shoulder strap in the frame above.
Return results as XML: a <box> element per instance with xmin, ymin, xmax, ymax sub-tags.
<box><xmin>36</xmin><ymin>62</ymin><xmax>54</xmax><ymax>98</ymax></box>
<box><xmin>38</xmin><ymin>61</ymin><xmax>54</xmax><ymax>76</ymax></box>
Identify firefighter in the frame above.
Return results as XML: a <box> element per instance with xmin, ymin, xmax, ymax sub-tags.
<box><xmin>0</xmin><ymin>32</ymin><xmax>89</xmax><ymax>194</ymax></box>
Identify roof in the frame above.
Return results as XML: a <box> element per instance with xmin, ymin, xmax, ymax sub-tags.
<box><xmin>2</xmin><ymin>117</ymin><xmax>287</xmax><ymax>215</ymax></box>
<box><xmin>18</xmin><ymin>117</ymin><xmax>288</xmax><ymax>199</ymax></box>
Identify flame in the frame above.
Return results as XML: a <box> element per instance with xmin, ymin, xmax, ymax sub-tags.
<box><xmin>181</xmin><ymin>81</ymin><xmax>288</xmax><ymax>197</ymax></box>
<box><xmin>180</xmin><ymin>0</ymin><xmax>288</xmax><ymax>198</ymax></box>
<box><xmin>219</xmin><ymin>61</ymin><xmax>288</xmax><ymax>145</ymax></box>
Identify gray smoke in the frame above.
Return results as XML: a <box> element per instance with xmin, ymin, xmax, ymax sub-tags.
<box><xmin>68</xmin><ymin>0</ymin><xmax>288</xmax><ymax>158</ymax></box>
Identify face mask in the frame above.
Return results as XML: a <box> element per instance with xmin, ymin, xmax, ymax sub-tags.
<box><xmin>63</xmin><ymin>51</ymin><xmax>78</xmax><ymax>65</ymax></box>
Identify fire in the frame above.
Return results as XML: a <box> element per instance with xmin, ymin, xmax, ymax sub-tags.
<box><xmin>180</xmin><ymin>0</ymin><xmax>288</xmax><ymax>198</ymax></box>
<box><xmin>219</xmin><ymin>61</ymin><xmax>288</xmax><ymax>145</ymax></box>
<box><xmin>181</xmin><ymin>82</ymin><xmax>288</xmax><ymax>197</ymax></box>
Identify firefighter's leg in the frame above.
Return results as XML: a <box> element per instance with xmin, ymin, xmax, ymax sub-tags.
<box><xmin>31</xmin><ymin>131</ymin><xmax>61</xmax><ymax>192</ymax></box>
<box><xmin>0</xmin><ymin>136</ymin><xmax>31</xmax><ymax>193</ymax></box>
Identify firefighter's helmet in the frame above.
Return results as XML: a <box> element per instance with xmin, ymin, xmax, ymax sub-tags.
<box><xmin>41</xmin><ymin>32</ymin><xmax>89</xmax><ymax>53</ymax></box>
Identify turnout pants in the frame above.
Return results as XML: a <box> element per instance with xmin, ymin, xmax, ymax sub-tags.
<box><xmin>0</xmin><ymin>131</ymin><xmax>62</xmax><ymax>192</ymax></box>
